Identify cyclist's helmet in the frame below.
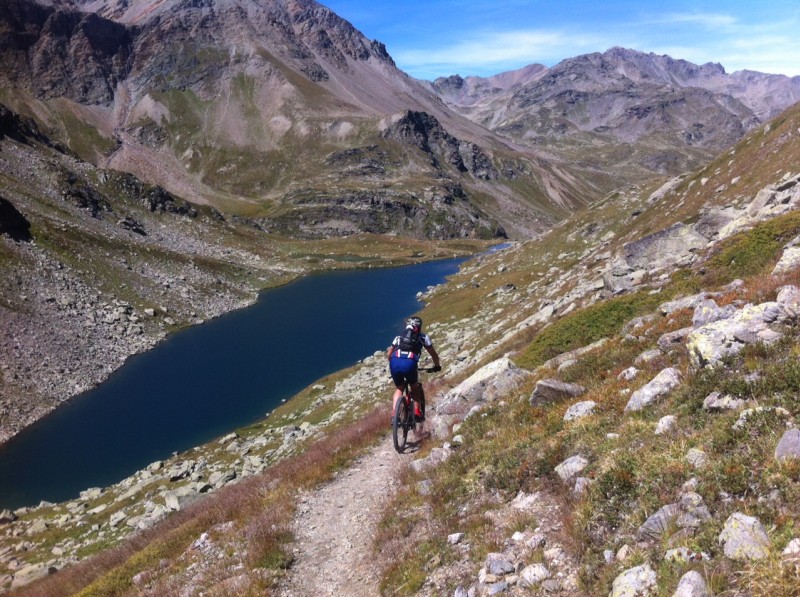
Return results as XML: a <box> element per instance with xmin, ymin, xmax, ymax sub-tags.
<box><xmin>406</xmin><ymin>316</ymin><xmax>422</xmax><ymax>330</ymax></box>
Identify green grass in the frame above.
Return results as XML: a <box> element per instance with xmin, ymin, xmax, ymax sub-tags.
<box><xmin>516</xmin><ymin>290</ymin><xmax>667</xmax><ymax>369</ymax></box>
<box><xmin>705</xmin><ymin>211</ymin><xmax>800</xmax><ymax>284</ymax></box>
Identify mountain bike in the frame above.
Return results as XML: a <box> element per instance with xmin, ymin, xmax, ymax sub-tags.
<box><xmin>392</xmin><ymin>367</ymin><xmax>436</xmax><ymax>453</ymax></box>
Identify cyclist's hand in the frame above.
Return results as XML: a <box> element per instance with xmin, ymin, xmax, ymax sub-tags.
<box><xmin>430</xmin><ymin>365</ymin><xmax>442</xmax><ymax>372</ymax></box>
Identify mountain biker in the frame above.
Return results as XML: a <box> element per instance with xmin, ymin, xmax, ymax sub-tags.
<box><xmin>387</xmin><ymin>316</ymin><xmax>441</xmax><ymax>430</ymax></box>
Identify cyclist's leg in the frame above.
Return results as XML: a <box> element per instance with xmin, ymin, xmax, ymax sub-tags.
<box><xmin>389</xmin><ymin>358</ymin><xmax>413</xmax><ymax>419</ymax></box>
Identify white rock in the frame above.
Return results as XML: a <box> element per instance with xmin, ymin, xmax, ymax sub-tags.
<box><xmin>655</xmin><ymin>415</ymin><xmax>677</xmax><ymax>435</ymax></box>
<box><xmin>555</xmin><ymin>455</ymin><xmax>589</xmax><ymax>482</ymax></box>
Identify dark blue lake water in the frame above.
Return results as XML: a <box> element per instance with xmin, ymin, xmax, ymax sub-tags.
<box><xmin>0</xmin><ymin>257</ymin><xmax>469</xmax><ymax>508</ymax></box>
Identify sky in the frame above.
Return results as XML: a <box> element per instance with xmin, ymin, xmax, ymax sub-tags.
<box><xmin>321</xmin><ymin>0</ymin><xmax>800</xmax><ymax>81</ymax></box>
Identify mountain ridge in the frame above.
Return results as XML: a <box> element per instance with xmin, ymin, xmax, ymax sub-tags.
<box><xmin>1</xmin><ymin>0</ymin><xmax>601</xmax><ymax>241</ymax></box>
<box><xmin>431</xmin><ymin>47</ymin><xmax>800</xmax><ymax>184</ymax></box>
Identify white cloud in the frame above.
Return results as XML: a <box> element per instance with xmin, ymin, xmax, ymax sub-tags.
<box><xmin>394</xmin><ymin>29</ymin><xmax>610</xmax><ymax>78</ymax></box>
<box><xmin>649</xmin><ymin>12</ymin><xmax>739</xmax><ymax>29</ymax></box>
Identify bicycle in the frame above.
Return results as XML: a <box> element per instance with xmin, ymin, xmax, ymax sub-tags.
<box><xmin>392</xmin><ymin>366</ymin><xmax>437</xmax><ymax>453</ymax></box>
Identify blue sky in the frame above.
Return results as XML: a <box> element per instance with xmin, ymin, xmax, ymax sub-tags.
<box><xmin>321</xmin><ymin>0</ymin><xmax>800</xmax><ymax>80</ymax></box>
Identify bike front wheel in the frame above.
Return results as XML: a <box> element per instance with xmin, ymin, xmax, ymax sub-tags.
<box><xmin>392</xmin><ymin>397</ymin><xmax>410</xmax><ymax>453</ymax></box>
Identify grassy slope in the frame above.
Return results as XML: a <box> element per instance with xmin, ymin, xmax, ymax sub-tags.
<box><xmin>372</xmin><ymin>102</ymin><xmax>800</xmax><ymax>596</ymax></box>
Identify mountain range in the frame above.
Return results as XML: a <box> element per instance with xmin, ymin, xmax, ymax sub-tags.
<box><xmin>431</xmin><ymin>47</ymin><xmax>800</xmax><ymax>180</ymax></box>
<box><xmin>2</xmin><ymin>0</ymin><xmax>798</xmax><ymax>242</ymax></box>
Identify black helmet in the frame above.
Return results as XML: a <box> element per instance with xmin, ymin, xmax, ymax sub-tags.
<box><xmin>406</xmin><ymin>316</ymin><xmax>422</xmax><ymax>330</ymax></box>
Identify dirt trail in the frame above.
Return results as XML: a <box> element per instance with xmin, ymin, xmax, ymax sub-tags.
<box><xmin>277</xmin><ymin>434</ymin><xmax>417</xmax><ymax>597</ymax></box>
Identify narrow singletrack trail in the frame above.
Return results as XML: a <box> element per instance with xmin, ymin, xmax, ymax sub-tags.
<box><xmin>277</xmin><ymin>433</ymin><xmax>420</xmax><ymax>596</ymax></box>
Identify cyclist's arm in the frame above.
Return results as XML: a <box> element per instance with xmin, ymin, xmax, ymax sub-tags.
<box><xmin>424</xmin><ymin>344</ymin><xmax>441</xmax><ymax>369</ymax></box>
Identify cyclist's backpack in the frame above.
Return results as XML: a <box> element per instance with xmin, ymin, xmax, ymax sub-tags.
<box><xmin>397</xmin><ymin>326</ymin><xmax>422</xmax><ymax>353</ymax></box>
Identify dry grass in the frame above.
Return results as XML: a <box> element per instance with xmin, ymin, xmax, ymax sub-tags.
<box><xmin>16</xmin><ymin>408</ymin><xmax>389</xmax><ymax>597</ymax></box>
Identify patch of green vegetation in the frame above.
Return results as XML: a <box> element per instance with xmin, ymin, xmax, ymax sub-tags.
<box><xmin>517</xmin><ymin>290</ymin><xmax>667</xmax><ymax>370</ymax></box>
<box><xmin>705</xmin><ymin>211</ymin><xmax>800</xmax><ymax>284</ymax></box>
<box><xmin>58</xmin><ymin>110</ymin><xmax>118</xmax><ymax>160</ymax></box>
<box><xmin>379</xmin><ymin>537</ymin><xmax>450</xmax><ymax>596</ymax></box>
<box><xmin>75</xmin><ymin>520</ymin><xmax>204</xmax><ymax>596</ymax></box>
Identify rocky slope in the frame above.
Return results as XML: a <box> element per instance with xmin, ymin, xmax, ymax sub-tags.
<box><xmin>0</xmin><ymin>0</ymin><xmax>601</xmax><ymax>240</ymax></box>
<box><xmin>3</xmin><ymin>89</ymin><xmax>800</xmax><ymax>596</ymax></box>
<box><xmin>431</xmin><ymin>47</ymin><xmax>800</xmax><ymax>184</ymax></box>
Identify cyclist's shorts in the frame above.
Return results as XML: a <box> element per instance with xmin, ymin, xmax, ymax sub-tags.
<box><xmin>390</xmin><ymin>355</ymin><xmax>419</xmax><ymax>387</ymax></box>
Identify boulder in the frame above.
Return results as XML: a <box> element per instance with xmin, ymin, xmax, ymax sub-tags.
<box><xmin>676</xmin><ymin>492</ymin><xmax>711</xmax><ymax>529</ymax></box>
<box><xmin>555</xmin><ymin>455</ymin><xmax>588</xmax><ymax>482</ymax></box>
<box><xmin>703</xmin><ymin>392</ymin><xmax>745</xmax><ymax>411</ymax></box>
<box><xmin>540</xmin><ymin>338</ymin><xmax>608</xmax><ymax>370</ymax></box>
<box><xmin>610</xmin><ymin>564</ymin><xmax>657</xmax><ymax>597</ymax></box>
<box><xmin>782</xmin><ymin>538</ymin><xmax>800</xmax><ymax>556</ymax></box>
<box><xmin>685</xmin><ymin>448</ymin><xmax>708</xmax><ymax>469</ymax></box>
<box><xmin>618</xmin><ymin>367</ymin><xmax>640</xmax><ymax>381</ymax></box>
<box><xmin>719</xmin><ymin>513</ymin><xmax>771</xmax><ymax>561</ymax></box>
<box><xmin>437</xmin><ymin>358</ymin><xmax>529</xmax><ymax>415</ymax></box>
<box><xmin>0</xmin><ymin>509</ymin><xmax>17</xmax><ymax>524</ymax></box>
<box><xmin>638</xmin><ymin>503</ymin><xmax>681</xmax><ymax>541</ymax></box>
<box><xmin>672</xmin><ymin>570</ymin><xmax>710</xmax><ymax>597</ymax></box>
<box><xmin>773</xmin><ymin>246</ymin><xmax>800</xmax><ymax>275</ymax></box>
<box><xmin>9</xmin><ymin>563</ymin><xmax>56</xmax><ymax>589</ymax></box>
<box><xmin>624</xmin><ymin>368</ymin><xmax>682</xmax><ymax>412</ymax></box>
<box><xmin>657</xmin><ymin>327</ymin><xmax>693</xmax><ymax>351</ymax></box>
<box><xmin>519</xmin><ymin>563</ymin><xmax>551</xmax><ymax>587</ymax></box>
<box><xmin>692</xmin><ymin>299</ymin><xmax>736</xmax><ymax>328</ymax></box>
<box><xmin>485</xmin><ymin>552</ymin><xmax>515</xmax><ymax>575</ymax></box>
<box><xmin>564</xmin><ymin>401</ymin><xmax>597</xmax><ymax>421</ymax></box>
<box><xmin>623</xmin><ymin>223</ymin><xmax>706</xmax><ymax>273</ymax></box>
<box><xmin>687</xmin><ymin>302</ymin><xmax>787</xmax><ymax>368</ymax></box>
<box><xmin>634</xmin><ymin>349</ymin><xmax>662</xmax><ymax>366</ymax></box>
<box><xmin>655</xmin><ymin>415</ymin><xmax>677</xmax><ymax>435</ymax></box>
<box><xmin>209</xmin><ymin>469</ymin><xmax>236</xmax><ymax>488</ymax></box>
<box><xmin>660</xmin><ymin>292</ymin><xmax>711</xmax><ymax>316</ymax></box>
<box><xmin>775</xmin><ymin>428</ymin><xmax>800</xmax><ymax>461</ymax></box>
<box><xmin>165</xmin><ymin>486</ymin><xmax>200</xmax><ymax>512</ymax></box>
<box><xmin>776</xmin><ymin>285</ymin><xmax>800</xmax><ymax>319</ymax></box>
<box><xmin>530</xmin><ymin>379</ymin><xmax>586</xmax><ymax>406</ymax></box>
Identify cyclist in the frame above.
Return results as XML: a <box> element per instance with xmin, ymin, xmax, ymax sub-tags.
<box><xmin>387</xmin><ymin>316</ymin><xmax>441</xmax><ymax>431</ymax></box>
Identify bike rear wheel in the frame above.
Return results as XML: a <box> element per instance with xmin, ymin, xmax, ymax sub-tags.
<box><xmin>392</xmin><ymin>397</ymin><xmax>410</xmax><ymax>453</ymax></box>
